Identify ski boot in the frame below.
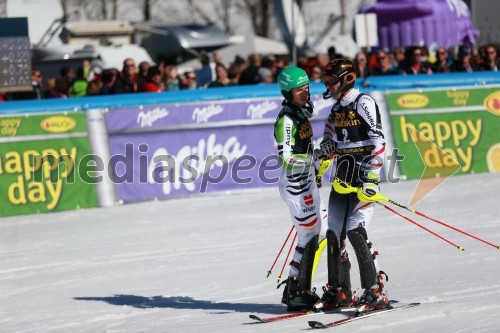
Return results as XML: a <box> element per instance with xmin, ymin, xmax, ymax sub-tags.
<box><xmin>280</xmin><ymin>276</ymin><xmax>320</xmax><ymax>311</ymax></box>
<box><xmin>314</xmin><ymin>285</ymin><xmax>357</xmax><ymax>311</ymax></box>
<box><xmin>357</xmin><ymin>271</ymin><xmax>389</xmax><ymax>313</ymax></box>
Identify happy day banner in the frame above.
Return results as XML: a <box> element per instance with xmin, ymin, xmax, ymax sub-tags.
<box><xmin>387</xmin><ymin>86</ymin><xmax>500</xmax><ymax>179</ymax></box>
<box><xmin>0</xmin><ymin>112</ymin><xmax>98</xmax><ymax>216</ymax></box>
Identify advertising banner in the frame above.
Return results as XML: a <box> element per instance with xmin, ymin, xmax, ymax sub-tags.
<box><xmin>105</xmin><ymin>95</ymin><xmax>333</xmax><ymax>131</ymax></box>
<box><xmin>105</xmin><ymin>94</ymin><xmax>332</xmax><ymax>202</ymax></box>
<box><xmin>108</xmin><ymin>121</ymin><xmax>327</xmax><ymax>202</ymax></box>
<box><xmin>0</xmin><ymin>113</ymin><xmax>98</xmax><ymax>216</ymax></box>
<box><xmin>1</xmin><ymin>112</ymin><xmax>88</xmax><ymax>137</ymax></box>
<box><xmin>387</xmin><ymin>86</ymin><xmax>500</xmax><ymax>179</ymax></box>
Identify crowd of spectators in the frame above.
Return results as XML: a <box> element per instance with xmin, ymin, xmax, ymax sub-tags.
<box><xmin>0</xmin><ymin>43</ymin><xmax>498</xmax><ymax>102</ymax></box>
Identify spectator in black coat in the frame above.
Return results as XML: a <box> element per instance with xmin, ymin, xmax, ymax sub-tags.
<box><xmin>113</xmin><ymin>58</ymin><xmax>139</xmax><ymax>94</ymax></box>
<box><xmin>432</xmin><ymin>48</ymin><xmax>452</xmax><ymax>73</ymax></box>
<box><xmin>479</xmin><ymin>44</ymin><xmax>499</xmax><ymax>71</ymax></box>
<box><xmin>239</xmin><ymin>53</ymin><xmax>261</xmax><ymax>85</ymax></box>
<box><xmin>450</xmin><ymin>45</ymin><xmax>475</xmax><ymax>73</ymax></box>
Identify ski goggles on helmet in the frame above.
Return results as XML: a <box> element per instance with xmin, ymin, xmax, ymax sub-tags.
<box><xmin>323</xmin><ymin>75</ymin><xmax>340</xmax><ymax>87</ymax></box>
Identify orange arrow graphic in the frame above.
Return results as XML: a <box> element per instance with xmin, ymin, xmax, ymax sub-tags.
<box><xmin>408</xmin><ymin>126</ymin><xmax>461</xmax><ymax>206</ymax></box>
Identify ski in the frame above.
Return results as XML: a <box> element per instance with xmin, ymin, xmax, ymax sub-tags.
<box><xmin>249</xmin><ymin>305</ymin><xmax>356</xmax><ymax>323</ymax></box>
<box><xmin>308</xmin><ymin>301</ymin><xmax>420</xmax><ymax>329</ymax></box>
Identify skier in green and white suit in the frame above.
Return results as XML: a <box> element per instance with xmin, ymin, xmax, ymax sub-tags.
<box><xmin>274</xmin><ymin>67</ymin><xmax>328</xmax><ymax>311</ymax></box>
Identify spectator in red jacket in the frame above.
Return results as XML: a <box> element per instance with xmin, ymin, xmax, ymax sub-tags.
<box><xmin>401</xmin><ymin>46</ymin><xmax>433</xmax><ymax>75</ymax></box>
<box><xmin>142</xmin><ymin>66</ymin><xmax>164</xmax><ymax>92</ymax></box>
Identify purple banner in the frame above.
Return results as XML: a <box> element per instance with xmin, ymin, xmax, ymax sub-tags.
<box><xmin>108</xmin><ymin>121</ymin><xmax>326</xmax><ymax>202</ymax></box>
<box><xmin>105</xmin><ymin>94</ymin><xmax>333</xmax><ymax>202</ymax></box>
<box><xmin>358</xmin><ymin>0</ymin><xmax>478</xmax><ymax>50</ymax></box>
<box><xmin>105</xmin><ymin>95</ymin><xmax>333</xmax><ymax>132</ymax></box>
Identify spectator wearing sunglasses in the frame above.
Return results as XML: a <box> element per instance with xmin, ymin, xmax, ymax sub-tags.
<box><xmin>372</xmin><ymin>50</ymin><xmax>399</xmax><ymax>76</ymax></box>
<box><xmin>479</xmin><ymin>44</ymin><xmax>499</xmax><ymax>72</ymax></box>
<box><xmin>113</xmin><ymin>58</ymin><xmax>139</xmax><ymax>94</ymax></box>
<box><xmin>401</xmin><ymin>46</ymin><xmax>433</xmax><ymax>75</ymax></box>
<box><xmin>181</xmin><ymin>71</ymin><xmax>197</xmax><ymax>90</ymax></box>
<box><xmin>432</xmin><ymin>48</ymin><xmax>452</xmax><ymax>73</ymax></box>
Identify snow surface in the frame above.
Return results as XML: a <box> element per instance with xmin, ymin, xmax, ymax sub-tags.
<box><xmin>1</xmin><ymin>173</ymin><xmax>499</xmax><ymax>333</ymax></box>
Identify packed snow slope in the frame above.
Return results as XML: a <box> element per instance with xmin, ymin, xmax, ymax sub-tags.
<box><xmin>0</xmin><ymin>173</ymin><xmax>499</xmax><ymax>333</ymax></box>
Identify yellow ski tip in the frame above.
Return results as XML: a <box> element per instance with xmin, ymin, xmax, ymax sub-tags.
<box><xmin>458</xmin><ymin>246</ymin><xmax>465</xmax><ymax>251</ymax></box>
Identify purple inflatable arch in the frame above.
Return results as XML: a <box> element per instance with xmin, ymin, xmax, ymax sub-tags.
<box><xmin>357</xmin><ymin>0</ymin><xmax>479</xmax><ymax>51</ymax></box>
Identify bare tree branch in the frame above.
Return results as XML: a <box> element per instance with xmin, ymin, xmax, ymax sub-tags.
<box><xmin>101</xmin><ymin>0</ymin><xmax>108</xmax><ymax>19</ymax></box>
<box><xmin>59</xmin><ymin>0</ymin><xmax>68</xmax><ymax>18</ymax></box>
<box><xmin>211</xmin><ymin>0</ymin><xmax>234</xmax><ymax>35</ymax></box>
<box><xmin>112</xmin><ymin>0</ymin><xmax>117</xmax><ymax>19</ymax></box>
<box><xmin>186</xmin><ymin>0</ymin><xmax>216</xmax><ymax>26</ymax></box>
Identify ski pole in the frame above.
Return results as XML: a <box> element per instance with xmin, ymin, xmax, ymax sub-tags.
<box><xmin>333</xmin><ymin>178</ymin><xmax>500</xmax><ymax>250</ymax></box>
<box><xmin>277</xmin><ymin>231</ymin><xmax>297</xmax><ymax>283</ymax></box>
<box><xmin>380</xmin><ymin>197</ymin><xmax>500</xmax><ymax>251</ymax></box>
<box><xmin>377</xmin><ymin>202</ymin><xmax>464</xmax><ymax>251</ymax></box>
<box><xmin>267</xmin><ymin>226</ymin><xmax>295</xmax><ymax>278</ymax></box>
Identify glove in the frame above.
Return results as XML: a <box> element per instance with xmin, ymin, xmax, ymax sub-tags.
<box><xmin>312</xmin><ymin>148</ymin><xmax>324</xmax><ymax>161</ymax></box>
<box><xmin>315</xmin><ymin>176</ymin><xmax>323</xmax><ymax>188</ymax></box>
<box><xmin>357</xmin><ymin>171</ymin><xmax>380</xmax><ymax>202</ymax></box>
<box><xmin>314</xmin><ymin>167</ymin><xmax>323</xmax><ymax>188</ymax></box>
<box><xmin>319</xmin><ymin>138</ymin><xmax>336</xmax><ymax>157</ymax></box>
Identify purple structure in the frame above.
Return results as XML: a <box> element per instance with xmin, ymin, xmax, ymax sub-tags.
<box><xmin>357</xmin><ymin>0</ymin><xmax>479</xmax><ymax>50</ymax></box>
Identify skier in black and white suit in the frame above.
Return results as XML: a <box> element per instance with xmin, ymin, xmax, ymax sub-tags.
<box><xmin>315</xmin><ymin>58</ymin><xmax>389</xmax><ymax>312</ymax></box>
<box><xmin>274</xmin><ymin>66</ymin><xmax>328</xmax><ymax>311</ymax></box>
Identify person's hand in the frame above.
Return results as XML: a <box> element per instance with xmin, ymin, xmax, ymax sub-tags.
<box><xmin>312</xmin><ymin>148</ymin><xmax>324</xmax><ymax>161</ymax></box>
<box><xmin>358</xmin><ymin>171</ymin><xmax>380</xmax><ymax>202</ymax></box>
<box><xmin>315</xmin><ymin>174</ymin><xmax>323</xmax><ymax>188</ymax></box>
<box><xmin>319</xmin><ymin>138</ymin><xmax>336</xmax><ymax>157</ymax></box>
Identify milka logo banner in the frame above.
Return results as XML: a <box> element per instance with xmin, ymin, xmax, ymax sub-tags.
<box><xmin>192</xmin><ymin>104</ymin><xmax>224</xmax><ymax>123</ymax></box>
<box><xmin>137</xmin><ymin>107</ymin><xmax>169</xmax><ymax>127</ymax></box>
<box><xmin>247</xmin><ymin>100</ymin><xmax>279</xmax><ymax>119</ymax></box>
<box><xmin>148</xmin><ymin>133</ymin><xmax>247</xmax><ymax>194</ymax></box>
<box><xmin>105</xmin><ymin>96</ymin><xmax>327</xmax><ymax>132</ymax></box>
<box><xmin>107</xmin><ymin>123</ymin><xmax>285</xmax><ymax>202</ymax></box>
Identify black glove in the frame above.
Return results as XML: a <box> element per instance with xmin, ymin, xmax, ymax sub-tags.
<box><xmin>319</xmin><ymin>138</ymin><xmax>336</xmax><ymax>157</ymax></box>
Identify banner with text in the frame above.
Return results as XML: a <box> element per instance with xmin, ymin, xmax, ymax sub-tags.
<box><xmin>105</xmin><ymin>95</ymin><xmax>333</xmax><ymax>131</ymax></box>
<box><xmin>387</xmin><ymin>86</ymin><xmax>500</xmax><ymax>179</ymax></box>
<box><xmin>0</xmin><ymin>113</ymin><xmax>98</xmax><ymax>216</ymax></box>
<box><xmin>105</xmin><ymin>95</ymin><xmax>332</xmax><ymax>202</ymax></box>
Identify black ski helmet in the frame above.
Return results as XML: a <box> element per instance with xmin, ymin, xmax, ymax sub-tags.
<box><xmin>322</xmin><ymin>58</ymin><xmax>357</xmax><ymax>97</ymax></box>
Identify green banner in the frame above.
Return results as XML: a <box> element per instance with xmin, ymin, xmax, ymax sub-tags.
<box><xmin>0</xmin><ymin>112</ymin><xmax>87</xmax><ymax>137</ymax></box>
<box><xmin>387</xmin><ymin>86</ymin><xmax>500</xmax><ymax>179</ymax></box>
<box><xmin>0</xmin><ymin>113</ymin><xmax>98</xmax><ymax>217</ymax></box>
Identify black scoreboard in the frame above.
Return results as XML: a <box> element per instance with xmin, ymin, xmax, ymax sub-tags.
<box><xmin>0</xmin><ymin>18</ymin><xmax>32</xmax><ymax>93</ymax></box>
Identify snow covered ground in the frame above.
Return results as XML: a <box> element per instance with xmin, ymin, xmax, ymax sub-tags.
<box><xmin>0</xmin><ymin>173</ymin><xmax>499</xmax><ymax>333</ymax></box>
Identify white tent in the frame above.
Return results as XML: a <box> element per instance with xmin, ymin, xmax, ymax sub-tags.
<box><xmin>217</xmin><ymin>35</ymin><xmax>289</xmax><ymax>63</ymax></box>
<box><xmin>178</xmin><ymin>35</ymin><xmax>289</xmax><ymax>71</ymax></box>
